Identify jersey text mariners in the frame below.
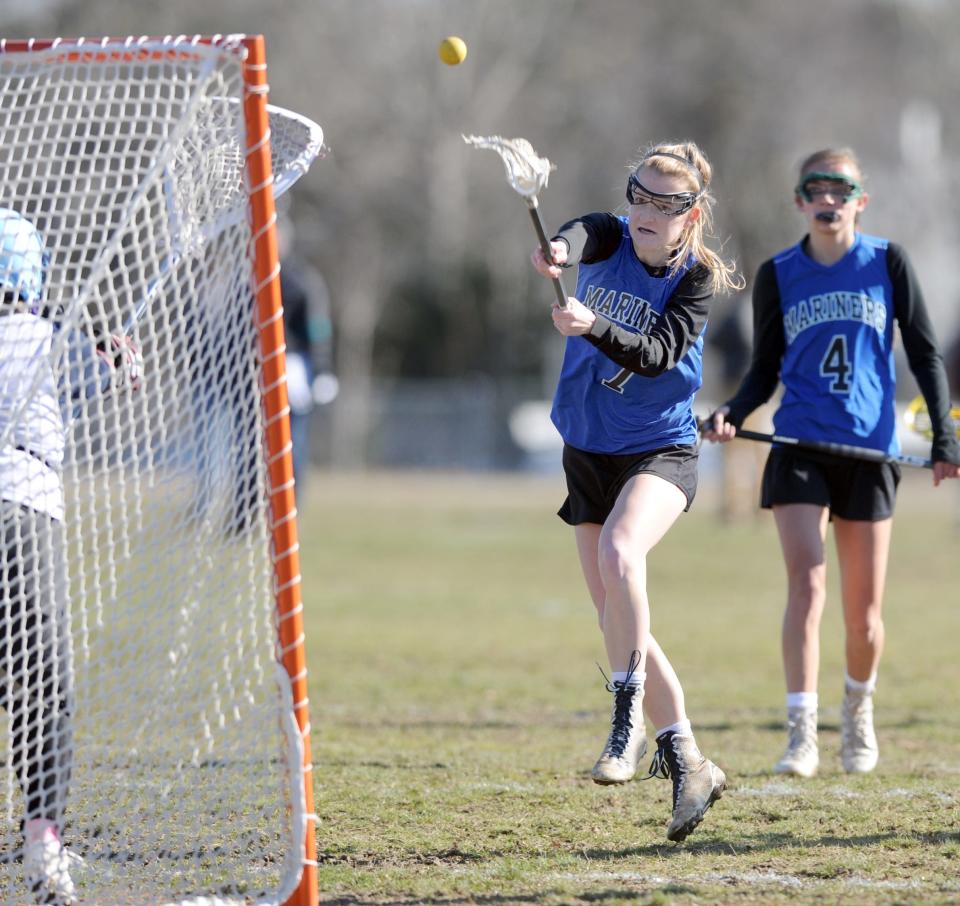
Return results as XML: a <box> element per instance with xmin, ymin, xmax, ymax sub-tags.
<box><xmin>550</xmin><ymin>214</ymin><xmax>709</xmax><ymax>454</ymax></box>
<box><xmin>724</xmin><ymin>232</ymin><xmax>960</xmax><ymax>465</ymax></box>
<box><xmin>773</xmin><ymin>233</ymin><xmax>898</xmax><ymax>453</ymax></box>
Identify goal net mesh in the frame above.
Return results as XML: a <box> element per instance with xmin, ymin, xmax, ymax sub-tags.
<box><xmin>0</xmin><ymin>37</ymin><xmax>318</xmax><ymax>905</ymax></box>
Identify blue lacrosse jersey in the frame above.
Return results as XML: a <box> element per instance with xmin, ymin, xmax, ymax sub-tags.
<box><xmin>773</xmin><ymin>232</ymin><xmax>898</xmax><ymax>454</ymax></box>
<box><xmin>550</xmin><ymin>217</ymin><xmax>703</xmax><ymax>454</ymax></box>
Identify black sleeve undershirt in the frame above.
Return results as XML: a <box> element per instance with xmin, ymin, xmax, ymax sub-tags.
<box><xmin>722</xmin><ymin>258</ymin><xmax>783</xmax><ymax>428</ymax></box>
<box><xmin>551</xmin><ymin>213</ymin><xmax>713</xmax><ymax>377</ymax></box>
<box><xmin>722</xmin><ymin>242</ymin><xmax>959</xmax><ymax>465</ymax></box>
<box><xmin>888</xmin><ymin>243</ymin><xmax>960</xmax><ymax>464</ymax></box>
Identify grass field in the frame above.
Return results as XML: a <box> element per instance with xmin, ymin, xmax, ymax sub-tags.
<box><xmin>302</xmin><ymin>467</ymin><xmax>960</xmax><ymax>906</ymax></box>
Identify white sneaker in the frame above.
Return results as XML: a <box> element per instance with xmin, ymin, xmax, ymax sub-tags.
<box><xmin>842</xmin><ymin>688</ymin><xmax>879</xmax><ymax>773</ymax></box>
<box><xmin>774</xmin><ymin>707</ymin><xmax>819</xmax><ymax>777</ymax></box>
<box><xmin>647</xmin><ymin>731</ymin><xmax>726</xmax><ymax>843</ymax></box>
<box><xmin>591</xmin><ymin>681</ymin><xmax>647</xmax><ymax>784</ymax></box>
<box><xmin>23</xmin><ymin>837</ymin><xmax>77</xmax><ymax>905</ymax></box>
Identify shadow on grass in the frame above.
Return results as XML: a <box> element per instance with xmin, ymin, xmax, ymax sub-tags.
<box><xmin>321</xmin><ymin>892</ymin><xmax>687</xmax><ymax>906</ymax></box>
<box><xmin>320</xmin><ymin>897</ymin><xmax>543</xmax><ymax>906</ymax></box>
<box><xmin>580</xmin><ymin>825</ymin><xmax>960</xmax><ymax>861</ymax></box>
<box><xmin>321</xmin><ymin>759</ymin><xmax>456</xmax><ymax>770</ymax></box>
<box><xmin>750</xmin><ymin>713</ymin><xmax>945</xmax><ymax>733</ymax></box>
<box><xmin>325</xmin><ymin>712</ymin><xmax>956</xmax><ymax>736</ymax></box>
<box><xmin>691</xmin><ymin>721</ymin><xmax>736</xmax><ymax>732</ymax></box>
<box><xmin>318</xmin><ymin>829</ymin><xmax>960</xmax><ymax>905</ymax></box>
<box><xmin>331</xmin><ymin>719</ymin><xmax>536</xmax><ymax>730</ymax></box>
<box><xmin>319</xmin><ymin>846</ymin><xmax>489</xmax><ymax>867</ymax></box>
<box><xmin>322</xmin><ymin>825</ymin><xmax>960</xmax><ymax>872</ymax></box>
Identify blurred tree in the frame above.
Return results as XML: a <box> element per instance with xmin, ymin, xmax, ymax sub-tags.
<box><xmin>7</xmin><ymin>0</ymin><xmax>960</xmax><ymax>466</ymax></box>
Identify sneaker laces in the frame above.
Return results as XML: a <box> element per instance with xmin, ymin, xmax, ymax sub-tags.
<box><xmin>842</xmin><ymin>691</ymin><xmax>874</xmax><ymax>749</ymax></box>
<box><xmin>596</xmin><ymin>650</ymin><xmax>643</xmax><ymax>758</ymax></box>
<box><xmin>786</xmin><ymin>710</ymin><xmax>818</xmax><ymax>759</ymax></box>
<box><xmin>596</xmin><ymin>648</ymin><xmax>643</xmax><ymax>694</ymax></box>
<box><xmin>605</xmin><ymin>685</ymin><xmax>641</xmax><ymax>757</ymax></box>
<box><xmin>645</xmin><ymin>745</ymin><xmax>671</xmax><ymax>780</ymax></box>
<box><xmin>642</xmin><ymin>734</ymin><xmax>683</xmax><ymax>811</ymax></box>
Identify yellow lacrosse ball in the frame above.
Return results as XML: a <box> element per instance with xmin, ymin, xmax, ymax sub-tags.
<box><xmin>438</xmin><ymin>36</ymin><xmax>467</xmax><ymax>66</ymax></box>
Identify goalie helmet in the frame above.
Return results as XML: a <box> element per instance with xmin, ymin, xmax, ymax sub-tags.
<box><xmin>0</xmin><ymin>207</ymin><xmax>48</xmax><ymax>311</ymax></box>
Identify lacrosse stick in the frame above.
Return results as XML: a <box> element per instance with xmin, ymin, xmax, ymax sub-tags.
<box><xmin>903</xmin><ymin>394</ymin><xmax>960</xmax><ymax>440</ymax></box>
<box><xmin>464</xmin><ymin>134</ymin><xmax>568</xmax><ymax>308</ymax></box>
<box><xmin>698</xmin><ymin>418</ymin><xmax>932</xmax><ymax>469</ymax></box>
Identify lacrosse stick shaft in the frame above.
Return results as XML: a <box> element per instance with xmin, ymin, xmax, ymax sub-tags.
<box><xmin>527</xmin><ymin>204</ymin><xmax>568</xmax><ymax>309</ymax></box>
<box><xmin>726</xmin><ymin>426</ymin><xmax>932</xmax><ymax>470</ymax></box>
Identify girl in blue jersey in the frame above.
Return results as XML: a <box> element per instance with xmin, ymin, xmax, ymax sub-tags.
<box><xmin>703</xmin><ymin>147</ymin><xmax>960</xmax><ymax>779</ymax></box>
<box><xmin>531</xmin><ymin>141</ymin><xmax>742</xmax><ymax>842</ymax></box>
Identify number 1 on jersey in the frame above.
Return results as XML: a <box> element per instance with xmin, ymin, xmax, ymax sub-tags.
<box><xmin>820</xmin><ymin>334</ymin><xmax>852</xmax><ymax>393</ymax></box>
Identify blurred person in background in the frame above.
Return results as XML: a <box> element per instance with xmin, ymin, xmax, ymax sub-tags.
<box><xmin>703</xmin><ymin>147</ymin><xmax>960</xmax><ymax>778</ymax></box>
<box><xmin>705</xmin><ymin>301</ymin><xmax>766</xmax><ymax>521</ymax></box>
<box><xmin>531</xmin><ymin>141</ymin><xmax>743</xmax><ymax>843</ymax></box>
<box><xmin>188</xmin><ymin>213</ymin><xmax>335</xmax><ymax>533</ymax></box>
<box><xmin>277</xmin><ymin>214</ymin><xmax>336</xmax><ymax>502</ymax></box>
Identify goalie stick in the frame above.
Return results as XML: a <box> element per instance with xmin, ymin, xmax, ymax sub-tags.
<box><xmin>464</xmin><ymin>134</ymin><xmax>568</xmax><ymax>308</ymax></box>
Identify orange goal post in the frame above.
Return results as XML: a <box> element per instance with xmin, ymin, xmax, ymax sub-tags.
<box><xmin>0</xmin><ymin>34</ymin><xmax>320</xmax><ymax>905</ymax></box>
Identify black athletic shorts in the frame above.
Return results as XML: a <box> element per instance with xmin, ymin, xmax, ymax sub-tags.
<box><xmin>558</xmin><ymin>443</ymin><xmax>699</xmax><ymax>525</ymax></box>
<box><xmin>760</xmin><ymin>446</ymin><xmax>901</xmax><ymax>521</ymax></box>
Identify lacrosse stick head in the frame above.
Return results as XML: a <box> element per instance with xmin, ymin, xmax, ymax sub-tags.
<box><xmin>463</xmin><ymin>134</ymin><xmax>555</xmax><ymax>204</ymax></box>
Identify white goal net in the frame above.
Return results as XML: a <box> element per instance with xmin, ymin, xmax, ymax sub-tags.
<box><xmin>0</xmin><ymin>35</ymin><xmax>321</xmax><ymax>905</ymax></box>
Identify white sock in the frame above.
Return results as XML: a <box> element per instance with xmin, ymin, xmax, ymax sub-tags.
<box><xmin>786</xmin><ymin>691</ymin><xmax>818</xmax><ymax>712</ymax></box>
<box><xmin>845</xmin><ymin>672</ymin><xmax>877</xmax><ymax>695</ymax></box>
<box><xmin>611</xmin><ymin>670</ymin><xmax>645</xmax><ymax>689</ymax></box>
<box><xmin>655</xmin><ymin>718</ymin><xmax>692</xmax><ymax>739</ymax></box>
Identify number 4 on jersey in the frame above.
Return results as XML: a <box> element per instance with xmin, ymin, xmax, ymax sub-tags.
<box><xmin>820</xmin><ymin>334</ymin><xmax>852</xmax><ymax>393</ymax></box>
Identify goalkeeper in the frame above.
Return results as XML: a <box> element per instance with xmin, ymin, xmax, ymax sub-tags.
<box><xmin>0</xmin><ymin>208</ymin><xmax>141</xmax><ymax>904</ymax></box>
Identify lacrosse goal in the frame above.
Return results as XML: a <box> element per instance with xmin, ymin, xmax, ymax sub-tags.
<box><xmin>0</xmin><ymin>34</ymin><xmax>320</xmax><ymax>905</ymax></box>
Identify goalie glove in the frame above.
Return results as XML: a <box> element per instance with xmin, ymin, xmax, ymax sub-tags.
<box><xmin>97</xmin><ymin>334</ymin><xmax>143</xmax><ymax>392</ymax></box>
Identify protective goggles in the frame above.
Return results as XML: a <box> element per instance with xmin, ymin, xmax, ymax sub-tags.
<box><xmin>795</xmin><ymin>171</ymin><xmax>863</xmax><ymax>204</ymax></box>
<box><xmin>626</xmin><ymin>172</ymin><xmax>701</xmax><ymax>216</ymax></box>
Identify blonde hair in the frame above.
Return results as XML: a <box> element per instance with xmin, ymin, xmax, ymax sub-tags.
<box><xmin>629</xmin><ymin>141</ymin><xmax>744</xmax><ymax>295</ymax></box>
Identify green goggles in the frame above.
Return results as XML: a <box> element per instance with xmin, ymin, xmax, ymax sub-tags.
<box><xmin>795</xmin><ymin>171</ymin><xmax>863</xmax><ymax>203</ymax></box>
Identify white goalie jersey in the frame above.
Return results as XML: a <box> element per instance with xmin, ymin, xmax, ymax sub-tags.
<box><xmin>0</xmin><ymin>314</ymin><xmax>64</xmax><ymax>518</ymax></box>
